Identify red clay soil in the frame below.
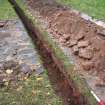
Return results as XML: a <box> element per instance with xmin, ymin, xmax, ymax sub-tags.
<box><xmin>28</xmin><ymin>0</ymin><xmax>105</xmax><ymax>86</ymax></box>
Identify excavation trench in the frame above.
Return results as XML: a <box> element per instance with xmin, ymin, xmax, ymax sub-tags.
<box><xmin>8</xmin><ymin>0</ymin><xmax>93</xmax><ymax>105</ymax></box>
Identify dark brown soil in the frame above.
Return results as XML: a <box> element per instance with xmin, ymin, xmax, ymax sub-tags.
<box><xmin>37</xmin><ymin>41</ymin><xmax>87</xmax><ymax>105</ymax></box>
<box><xmin>28</xmin><ymin>0</ymin><xmax>105</xmax><ymax>87</ymax></box>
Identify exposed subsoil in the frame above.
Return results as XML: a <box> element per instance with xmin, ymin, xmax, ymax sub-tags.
<box><xmin>27</xmin><ymin>0</ymin><xmax>105</xmax><ymax>101</ymax></box>
<box><xmin>28</xmin><ymin>0</ymin><xmax>105</xmax><ymax>85</ymax></box>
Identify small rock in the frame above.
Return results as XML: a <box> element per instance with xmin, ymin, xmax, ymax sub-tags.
<box><xmin>72</xmin><ymin>46</ymin><xmax>79</xmax><ymax>55</ymax></box>
<box><xmin>66</xmin><ymin>41</ymin><xmax>70</xmax><ymax>45</ymax></box>
<box><xmin>68</xmin><ymin>40</ymin><xmax>77</xmax><ymax>47</ymax></box>
<box><xmin>19</xmin><ymin>63</ymin><xmax>31</xmax><ymax>74</ymax></box>
<box><xmin>63</xmin><ymin>34</ymin><xmax>70</xmax><ymax>41</ymax></box>
<box><xmin>78</xmin><ymin>40</ymin><xmax>89</xmax><ymax>48</ymax></box>
<box><xmin>79</xmin><ymin>48</ymin><xmax>93</xmax><ymax>59</ymax></box>
<box><xmin>82</xmin><ymin>61</ymin><xmax>94</xmax><ymax>71</ymax></box>
<box><xmin>75</xmin><ymin>31</ymin><xmax>84</xmax><ymax>40</ymax></box>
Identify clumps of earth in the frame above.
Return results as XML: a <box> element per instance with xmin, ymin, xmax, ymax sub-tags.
<box><xmin>28</xmin><ymin>0</ymin><xmax>105</xmax><ymax>86</ymax></box>
<box><xmin>0</xmin><ymin>60</ymin><xmax>34</xmax><ymax>88</ymax></box>
<box><xmin>48</xmin><ymin>11</ymin><xmax>105</xmax><ymax>87</ymax></box>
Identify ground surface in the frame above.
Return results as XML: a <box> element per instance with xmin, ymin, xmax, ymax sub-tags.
<box><xmin>0</xmin><ymin>1</ymin><xmax>62</xmax><ymax>105</ymax></box>
<box><xmin>26</xmin><ymin>0</ymin><xmax>105</xmax><ymax>101</ymax></box>
<box><xmin>56</xmin><ymin>0</ymin><xmax>105</xmax><ymax>21</ymax></box>
<box><xmin>0</xmin><ymin>20</ymin><xmax>62</xmax><ymax>105</ymax></box>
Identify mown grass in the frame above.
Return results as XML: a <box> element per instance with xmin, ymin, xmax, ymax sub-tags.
<box><xmin>0</xmin><ymin>0</ymin><xmax>16</xmax><ymax>20</ymax></box>
<box><xmin>56</xmin><ymin>0</ymin><xmax>105</xmax><ymax>21</ymax></box>
<box><xmin>0</xmin><ymin>72</ymin><xmax>62</xmax><ymax>105</ymax></box>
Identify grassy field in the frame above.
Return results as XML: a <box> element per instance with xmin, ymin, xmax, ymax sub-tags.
<box><xmin>0</xmin><ymin>0</ymin><xmax>16</xmax><ymax>20</ymax></box>
<box><xmin>56</xmin><ymin>0</ymin><xmax>105</xmax><ymax>21</ymax></box>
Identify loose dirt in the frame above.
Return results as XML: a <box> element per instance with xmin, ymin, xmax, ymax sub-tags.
<box><xmin>28</xmin><ymin>0</ymin><xmax>105</xmax><ymax>86</ymax></box>
<box><xmin>27</xmin><ymin>0</ymin><xmax>105</xmax><ymax>101</ymax></box>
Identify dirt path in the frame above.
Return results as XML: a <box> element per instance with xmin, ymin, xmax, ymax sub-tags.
<box><xmin>27</xmin><ymin>0</ymin><xmax>105</xmax><ymax>101</ymax></box>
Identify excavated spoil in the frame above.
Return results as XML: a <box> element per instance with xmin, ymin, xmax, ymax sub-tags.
<box><xmin>8</xmin><ymin>0</ymin><xmax>96</xmax><ymax>104</ymax></box>
<box><xmin>28</xmin><ymin>0</ymin><xmax>105</xmax><ymax>87</ymax></box>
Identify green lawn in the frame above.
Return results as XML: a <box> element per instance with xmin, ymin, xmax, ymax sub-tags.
<box><xmin>0</xmin><ymin>72</ymin><xmax>62</xmax><ymax>105</ymax></box>
<box><xmin>56</xmin><ymin>0</ymin><xmax>105</xmax><ymax>21</ymax></box>
<box><xmin>0</xmin><ymin>0</ymin><xmax>16</xmax><ymax>20</ymax></box>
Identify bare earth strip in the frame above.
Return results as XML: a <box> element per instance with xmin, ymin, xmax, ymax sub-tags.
<box><xmin>26</xmin><ymin>0</ymin><xmax>105</xmax><ymax>101</ymax></box>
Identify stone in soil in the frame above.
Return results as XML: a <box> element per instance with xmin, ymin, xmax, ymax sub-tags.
<box><xmin>78</xmin><ymin>40</ymin><xmax>89</xmax><ymax>48</ymax></box>
<box><xmin>79</xmin><ymin>48</ymin><xmax>93</xmax><ymax>59</ymax></box>
<box><xmin>68</xmin><ymin>39</ymin><xmax>77</xmax><ymax>47</ymax></box>
<box><xmin>81</xmin><ymin>61</ymin><xmax>94</xmax><ymax>71</ymax></box>
<box><xmin>72</xmin><ymin>45</ymin><xmax>79</xmax><ymax>55</ymax></box>
<box><xmin>75</xmin><ymin>30</ymin><xmax>85</xmax><ymax>41</ymax></box>
<box><xmin>63</xmin><ymin>34</ymin><xmax>70</xmax><ymax>41</ymax></box>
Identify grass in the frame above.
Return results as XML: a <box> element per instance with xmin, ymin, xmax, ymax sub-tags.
<box><xmin>0</xmin><ymin>0</ymin><xmax>16</xmax><ymax>20</ymax></box>
<box><xmin>56</xmin><ymin>0</ymin><xmax>105</xmax><ymax>21</ymax></box>
<box><xmin>0</xmin><ymin>72</ymin><xmax>62</xmax><ymax>105</ymax></box>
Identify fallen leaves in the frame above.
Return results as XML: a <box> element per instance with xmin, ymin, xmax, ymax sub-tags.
<box><xmin>32</xmin><ymin>90</ymin><xmax>36</xmax><ymax>95</ymax></box>
<box><xmin>36</xmin><ymin>77</ymin><xmax>43</xmax><ymax>81</ymax></box>
<box><xmin>4</xmin><ymin>81</ymin><xmax>9</xmax><ymax>86</ymax></box>
<box><xmin>16</xmin><ymin>86</ymin><xmax>23</xmax><ymax>91</ymax></box>
<box><xmin>6</xmin><ymin>69</ymin><xmax>13</xmax><ymax>74</ymax></box>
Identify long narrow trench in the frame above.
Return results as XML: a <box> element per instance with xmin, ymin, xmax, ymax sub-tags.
<box><xmin>8</xmin><ymin>0</ymin><xmax>91</xmax><ymax>105</ymax></box>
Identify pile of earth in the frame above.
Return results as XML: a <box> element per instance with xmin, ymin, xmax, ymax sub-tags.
<box><xmin>28</xmin><ymin>0</ymin><xmax>105</xmax><ymax>86</ymax></box>
<box><xmin>0</xmin><ymin>60</ymin><xmax>33</xmax><ymax>88</ymax></box>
